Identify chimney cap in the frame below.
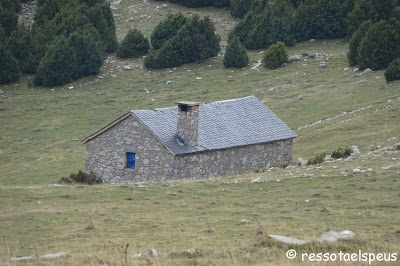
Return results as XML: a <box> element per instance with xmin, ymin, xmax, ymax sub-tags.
<box><xmin>176</xmin><ymin>101</ymin><xmax>202</xmax><ymax>107</ymax></box>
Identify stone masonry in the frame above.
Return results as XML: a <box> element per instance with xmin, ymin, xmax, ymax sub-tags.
<box><xmin>85</xmin><ymin>115</ymin><xmax>293</xmax><ymax>183</ymax></box>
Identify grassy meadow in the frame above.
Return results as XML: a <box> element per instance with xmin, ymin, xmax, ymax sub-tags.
<box><xmin>0</xmin><ymin>0</ymin><xmax>399</xmax><ymax>265</ymax></box>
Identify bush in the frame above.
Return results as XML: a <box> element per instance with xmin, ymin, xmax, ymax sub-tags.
<box><xmin>0</xmin><ymin>6</ymin><xmax>18</xmax><ymax>36</ymax></box>
<box><xmin>0</xmin><ymin>43</ymin><xmax>20</xmax><ymax>84</ymax></box>
<box><xmin>33</xmin><ymin>36</ymin><xmax>77</xmax><ymax>86</ymax></box>
<box><xmin>151</xmin><ymin>13</ymin><xmax>187</xmax><ymax>50</ymax></box>
<box><xmin>230</xmin><ymin>0</ymin><xmax>296</xmax><ymax>50</ymax></box>
<box><xmin>294</xmin><ymin>0</ymin><xmax>348</xmax><ymax>42</ymax></box>
<box><xmin>145</xmin><ymin>15</ymin><xmax>220</xmax><ymax>69</ymax></box>
<box><xmin>223</xmin><ymin>37</ymin><xmax>248</xmax><ymax>68</ymax></box>
<box><xmin>347</xmin><ymin>20</ymin><xmax>372</xmax><ymax>66</ymax></box>
<box><xmin>230</xmin><ymin>0</ymin><xmax>255</xmax><ymax>18</ymax></box>
<box><xmin>357</xmin><ymin>19</ymin><xmax>400</xmax><ymax>70</ymax></box>
<box><xmin>347</xmin><ymin>0</ymin><xmax>377</xmax><ymax>37</ymax></box>
<box><xmin>331</xmin><ymin>147</ymin><xmax>352</xmax><ymax>159</ymax></box>
<box><xmin>262</xmin><ymin>41</ymin><xmax>288</xmax><ymax>69</ymax></box>
<box><xmin>60</xmin><ymin>170</ymin><xmax>102</xmax><ymax>184</ymax></box>
<box><xmin>117</xmin><ymin>29</ymin><xmax>149</xmax><ymax>58</ymax></box>
<box><xmin>385</xmin><ymin>58</ymin><xmax>400</xmax><ymax>82</ymax></box>
<box><xmin>306</xmin><ymin>152</ymin><xmax>326</xmax><ymax>165</ymax></box>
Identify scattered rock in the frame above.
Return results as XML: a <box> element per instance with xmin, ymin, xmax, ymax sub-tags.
<box><xmin>240</xmin><ymin>219</ymin><xmax>249</xmax><ymax>224</ymax></box>
<box><xmin>305</xmin><ymin>199</ymin><xmax>310</xmax><ymax>203</ymax></box>
<box><xmin>324</xmin><ymin>154</ymin><xmax>332</xmax><ymax>162</ymax></box>
<box><xmin>85</xmin><ymin>221</ymin><xmax>95</xmax><ymax>230</ymax></box>
<box><xmin>317</xmin><ymin>230</ymin><xmax>356</xmax><ymax>243</ymax></box>
<box><xmin>301</xmin><ymin>173</ymin><xmax>314</xmax><ymax>178</ymax></box>
<box><xmin>298</xmin><ymin>95</ymin><xmax>304</xmax><ymax>100</ymax></box>
<box><xmin>186</xmin><ymin>248</ymin><xmax>196</xmax><ymax>255</ymax></box>
<box><xmin>312</xmin><ymin>192</ymin><xmax>328</xmax><ymax>198</ymax></box>
<box><xmin>297</xmin><ymin>158</ymin><xmax>308</xmax><ymax>166</ymax></box>
<box><xmin>251</xmin><ymin>177</ymin><xmax>263</xmax><ymax>183</ymax></box>
<box><xmin>251</xmin><ymin>60</ymin><xmax>262</xmax><ymax>70</ymax></box>
<box><xmin>353</xmin><ymin>68</ymin><xmax>359</xmax><ymax>72</ymax></box>
<box><xmin>362</xmin><ymin>68</ymin><xmax>373</xmax><ymax>75</ymax></box>
<box><xmin>310</xmin><ymin>39</ymin><xmax>315</xmax><ymax>42</ymax></box>
<box><xmin>288</xmin><ymin>55</ymin><xmax>301</xmax><ymax>63</ymax></box>
<box><xmin>319</xmin><ymin>62</ymin><xmax>327</xmax><ymax>68</ymax></box>
<box><xmin>0</xmin><ymin>89</ymin><xmax>4</xmax><ymax>94</ymax></box>
<box><xmin>352</xmin><ymin>168</ymin><xmax>361</xmax><ymax>174</ymax></box>
<box><xmin>134</xmin><ymin>249</ymin><xmax>158</xmax><ymax>259</ymax></box>
<box><xmin>343</xmin><ymin>68</ymin><xmax>350</xmax><ymax>71</ymax></box>
<box><xmin>267</xmin><ymin>235</ymin><xmax>307</xmax><ymax>245</ymax></box>
<box><xmin>320</xmin><ymin>206</ymin><xmax>330</xmax><ymax>212</ymax></box>
<box><xmin>123</xmin><ymin>65</ymin><xmax>132</xmax><ymax>70</ymax></box>
<box><xmin>195</xmin><ymin>77</ymin><xmax>202</xmax><ymax>80</ymax></box>
<box><xmin>11</xmin><ymin>252</ymin><xmax>69</xmax><ymax>261</ymax></box>
<box><xmin>166</xmin><ymin>80</ymin><xmax>173</xmax><ymax>85</ymax></box>
<box><xmin>347</xmin><ymin>146</ymin><xmax>360</xmax><ymax>160</ymax></box>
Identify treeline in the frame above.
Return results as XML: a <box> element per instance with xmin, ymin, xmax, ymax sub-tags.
<box><xmin>0</xmin><ymin>0</ymin><xmax>117</xmax><ymax>86</ymax></box>
<box><xmin>154</xmin><ymin>0</ymin><xmax>229</xmax><ymax>8</ymax></box>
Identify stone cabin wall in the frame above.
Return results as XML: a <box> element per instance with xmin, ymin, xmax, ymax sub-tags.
<box><xmin>85</xmin><ymin>115</ymin><xmax>176</xmax><ymax>183</ymax></box>
<box><xmin>86</xmin><ymin>115</ymin><xmax>294</xmax><ymax>183</ymax></box>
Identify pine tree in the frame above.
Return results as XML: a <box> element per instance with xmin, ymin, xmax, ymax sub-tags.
<box><xmin>384</xmin><ymin>58</ymin><xmax>400</xmax><ymax>82</ymax></box>
<box><xmin>223</xmin><ymin>37</ymin><xmax>249</xmax><ymax>68</ymax></box>
<box><xmin>262</xmin><ymin>41</ymin><xmax>288</xmax><ymax>69</ymax></box>
<box><xmin>347</xmin><ymin>0</ymin><xmax>377</xmax><ymax>36</ymax></box>
<box><xmin>150</xmin><ymin>13</ymin><xmax>187</xmax><ymax>50</ymax></box>
<box><xmin>357</xmin><ymin>19</ymin><xmax>400</xmax><ymax>70</ymax></box>
<box><xmin>0</xmin><ymin>44</ymin><xmax>20</xmax><ymax>84</ymax></box>
<box><xmin>116</xmin><ymin>29</ymin><xmax>150</xmax><ymax>58</ymax></box>
<box><xmin>347</xmin><ymin>20</ymin><xmax>372</xmax><ymax>66</ymax></box>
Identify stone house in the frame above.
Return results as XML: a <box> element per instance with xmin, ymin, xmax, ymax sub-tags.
<box><xmin>83</xmin><ymin>96</ymin><xmax>297</xmax><ymax>183</ymax></box>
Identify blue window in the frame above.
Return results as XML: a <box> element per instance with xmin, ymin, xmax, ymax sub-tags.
<box><xmin>126</xmin><ymin>152</ymin><xmax>135</xmax><ymax>169</ymax></box>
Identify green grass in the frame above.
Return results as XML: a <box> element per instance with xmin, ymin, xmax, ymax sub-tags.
<box><xmin>0</xmin><ymin>0</ymin><xmax>400</xmax><ymax>264</ymax></box>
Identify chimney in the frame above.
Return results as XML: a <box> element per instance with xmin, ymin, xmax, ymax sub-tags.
<box><xmin>176</xmin><ymin>101</ymin><xmax>201</xmax><ymax>147</ymax></box>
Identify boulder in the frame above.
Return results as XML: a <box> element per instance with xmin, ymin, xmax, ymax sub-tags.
<box><xmin>297</xmin><ymin>158</ymin><xmax>308</xmax><ymax>166</ymax></box>
<box><xmin>288</xmin><ymin>55</ymin><xmax>301</xmax><ymax>63</ymax></box>
<box><xmin>362</xmin><ymin>68</ymin><xmax>373</xmax><ymax>75</ymax></box>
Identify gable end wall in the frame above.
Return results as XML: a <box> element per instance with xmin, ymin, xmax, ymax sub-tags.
<box><xmin>85</xmin><ymin>115</ymin><xmax>175</xmax><ymax>183</ymax></box>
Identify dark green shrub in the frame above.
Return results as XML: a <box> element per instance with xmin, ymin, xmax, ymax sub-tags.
<box><xmin>0</xmin><ymin>44</ymin><xmax>20</xmax><ymax>84</ymax></box>
<box><xmin>84</xmin><ymin>3</ymin><xmax>118</xmax><ymax>52</ymax></box>
<box><xmin>347</xmin><ymin>0</ymin><xmax>377</xmax><ymax>37</ymax></box>
<box><xmin>357</xmin><ymin>19</ymin><xmax>400</xmax><ymax>70</ymax></box>
<box><xmin>230</xmin><ymin>0</ymin><xmax>255</xmax><ymax>18</ymax></box>
<box><xmin>223</xmin><ymin>37</ymin><xmax>248</xmax><ymax>68</ymax></box>
<box><xmin>33</xmin><ymin>36</ymin><xmax>77</xmax><ymax>86</ymax></box>
<box><xmin>8</xmin><ymin>26</ymin><xmax>36</xmax><ymax>74</ymax></box>
<box><xmin>117</xmin><ymin>29</ymin><xmax>149</xmax><ymax>58</ymax></box>
<box><xmin>0</xmin><ymin>6</ymin><xmax>18</xmax><ymax>36</ymax></box>
<box><xmin>331</xmin><ymin>147</ymin><xmax>352</xmax><ymax>159</ymax></box>
<box><xmin>262</xmin><ymin>41</ymin><xmax>288</xmax><ymax>69</ymax></box>
<box><xmin>68</xmin><ymin>25</ymin><xmax>105</xmax><ymax>79</ymax></box>
<box><xmin>385</xmin><ymin>58</ymin><xmax>400</xmax><ymax>82</ymax></box>
<box><xmin>151</xmin><ymin>13</ymin><xmax>187</xmax><ymax>50</ymax></box>
<box><xmin>294</xmin><ymin>0</ymin><xmax>348</xmax><ymax>42</ymax></box>
<box><xmin>230</xmin><ymin>0</ymin><xmax>295</xmax><ymax>50</ymax></box>
<box><xmin>60</xmin><ymin>170</ymin><xmax>102</xmax><ymax>184</ymax></box>
<box><xmin>347</xmin><ymin>20</ymin><xmax>372</xmax><ymax>66</ymax></box>
<box><xmin>306</xmin><ymin>152</ymin><xmax>326</xmax><ymax>165</ymax></box>
<box><xmin>153</xmin><ymin>0</ymin><xmax>229</xmax><ymax>8</ymax></box>
<box><xmin>145</xmin><ymin>15</ymin><xmax>220</xmax><ymax>69</ymax></box>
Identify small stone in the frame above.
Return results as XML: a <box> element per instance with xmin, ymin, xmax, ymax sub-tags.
<box><xmin>343</xmin><ymin>68</ymin><xmax>350</xmax><ymax>71</ymax></box>
<box><xmin>310</xmin><ymin>39</ymin><xmax>315</xmax><ymax>42</ymax></box>
<box><xmin>352</xmin><ymin>168</ymin><xmax>361</xmax><ymax>174</ymax></box>
<box><xmin>166</xmin><ymin>80</ymin><xmax>173</xmax><ymax>85</ymax></box>
<box><xmin>195</xmin><ymin>77</ymin><xmax>202</xmax><ymax>80</ymax></box>
<box><xmin>353</xmin><ymin>68</ymin><xmax>359</xmax><ymax>72</ymax></box>
<box><xmin>319</xmin><ymin>62</ymin><xmax>327</xmax><ymax>68</ymax></box>
<box><xmin>301</xmin><ymin>173</ymin><xmax>314</xmax><ymax>178</ymax></box>
<box><xmin>362</xmin><ymin>68</ymin><xmax>373</xmax><ymax>75</ymax></box>
<box><xmin>0</xmin><ymin>89</ymin><xmax>4</xmax><ymax>94</ymax></box>
<box><xmin>305</xmin><ymin>199</ymin><xmax>310</xmax><ymax>203</ymax></box>
<box><xmin>123</xmin><ymin>65</ymin><xmax>132</xmax><ymax>70</ymax></box>
<box><xmin>297</xmin><ymin>158</ymin><xmax>308</xmax><ymax>166</ymax></box>
<box><xmin>288</xmin><ymin>55</ymin><xmax>301</xmax><ymax>63</ymax></box>
<box><xmin>298</xmin><ymin>95</ymin><xmax>304</xmax><ymax>100</ymax></box>
<box><xmin>251</xmin><ymin>177</ymin><xmax>262</xmax><ymax>183</ymax></box>
<box><xmin>240</xmin><ymin>219</ymin><xmax>249</xmax><ymax>224</ymax></box>
<box><xmin>142</xmin><ymin>248</ymin><xmax>158</xmax><ymax>258</ymax></box>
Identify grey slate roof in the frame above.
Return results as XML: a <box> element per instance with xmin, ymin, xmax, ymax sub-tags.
<box><xmin>132</xmin><ymin>96</ymin><xmax>297</xmax><ymax>155</ymax></box>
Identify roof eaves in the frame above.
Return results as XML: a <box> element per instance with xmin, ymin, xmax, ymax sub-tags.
<box><xmin>82</xmin><ymin>112</ymin><xmax>132</xmax><ymax>144</ymax></box>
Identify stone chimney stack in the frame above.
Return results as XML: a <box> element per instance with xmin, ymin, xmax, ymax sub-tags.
<box><xmin>176</xmin><ymin>101</ymin><xmax>201</xmax><ymax>147</ymax></box>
